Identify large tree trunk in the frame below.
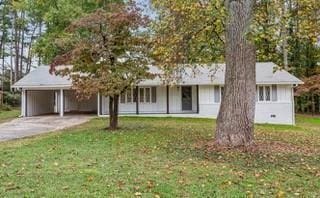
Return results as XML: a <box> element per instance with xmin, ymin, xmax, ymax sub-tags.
<box><xmin>215</xmin><ymin>0</ymin><xmax>256</xmax><ymax>147</ymax></box>
<box><xmin>108</xmin><ymin>95</ymin><xmax>119</xmax><ymax>130</ymax></box>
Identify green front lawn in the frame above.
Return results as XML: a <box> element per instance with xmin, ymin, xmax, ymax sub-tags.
<box><xmin>0</xmin><ymin>109</ymin><xmax>20</xmax><ymax>123</ymax></box>
<box><xmin>0</xmin><ymin>115</ymin><xmax>319</xmax><ymax>197</ymax></box>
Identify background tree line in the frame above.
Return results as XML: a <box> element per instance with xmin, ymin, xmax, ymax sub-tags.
<box><xmin>0</xmin><ymin>0</ymin><xmax>114</xmax><ymax>108</ymax></box>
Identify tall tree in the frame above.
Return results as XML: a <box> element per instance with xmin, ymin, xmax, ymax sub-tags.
<box><xmin>151</xmin><ymin>0</ymin><xmax>256</xmax><ymax>146</ymax></box>
<box><xmin>50</xmin><ymin>3</ymin><xmax>151</xmax><ymax>130</ymax></box>
<box><xmin>215</xmin><ymin>0</ymin><xmax>256</xmax><ymax>146</ymax></box>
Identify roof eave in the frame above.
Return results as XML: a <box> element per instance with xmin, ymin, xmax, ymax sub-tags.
<box><xmin>12</xmin><ymin>85</ymin><xmax>72</xmax><ymax>89</ymax></box>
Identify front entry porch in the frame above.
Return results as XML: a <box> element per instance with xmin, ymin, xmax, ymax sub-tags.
<box><xmin>99</xmin><ymin>85</ymin><xmax>200</xmax><ymax>116</ymax></box>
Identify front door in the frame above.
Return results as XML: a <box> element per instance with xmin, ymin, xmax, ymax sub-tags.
<box><xmin>181</xmin><ymin>86</ymin><xmax>193</xmax><ymax>111</ymax></box>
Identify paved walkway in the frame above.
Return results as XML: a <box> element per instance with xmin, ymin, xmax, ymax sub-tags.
<box><xmin>0</xmin><ymin>115</ymin><xmax>92</xmax><ymax>142</ymax></box>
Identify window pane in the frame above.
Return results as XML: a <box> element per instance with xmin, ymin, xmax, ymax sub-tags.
<box><xmin>272</xmin><ymin>85</ymin><xmax>277</xmax><ymax>101</ymax></box>
<box><xmin>214</xmin><ymin>86</ymin><xmax>220</xmax><ymax>103</ymax></box>
<box><xmin>133</xmin><ymin>88</ymin><xmax>137</xmax><ymax>103</ymax></box>
<box><xmin>145</xmin><ymin>88</ymin><xmax>151</xmax><ymax>103</ymax></box>
<box><xmin>127</xmin><ymin>89</ymin><xmax>132</xmax><ymax>103</ymax></box>
<box><xmin>151</xmin><ymin>87</ymin><xmax>157</xmax><ymax>103</ymax></box>
<box><xmin>139</xmin><ymin>88</ymin><xmax>144</xmax><ymax>103</ymax></box>
<box><xmin>259</xmin><ymin>86</ymin><xmax>264</xmax><ymax>101</ymax></box>
<box><xmin>120</xmin><ymin>92</ymin><xmax>126</xmax><ymax>103</ymax></box>
<box><xmin>265</xmin><ymin>86</ymin><xmax>271</xmax><ymax>101</ymax></box>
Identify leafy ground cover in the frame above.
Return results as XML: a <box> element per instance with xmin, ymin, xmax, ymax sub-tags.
<box><xmin>0</xmin><ymin>109</ymin><xmax>20</xmax><ymax>124</ymax></box>
<box><xmin>0</xmin><ymin>115</ymin><xmax>319</xmax><ymax>197</ymax></box>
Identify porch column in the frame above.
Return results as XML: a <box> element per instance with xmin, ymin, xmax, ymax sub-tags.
<box><xmin>97</xmin><ymin>92</ymin><xmax>100</xmax><ymax>116</ymax></box>
<box><xmin>166</xmin><ymin>85</ymin><xmax>170</xmax><ymax>114</ymax></box>
<box><xmin>196</xmin><ymin>85</ymin><xmax>200</xmax><ymax>114</ymax></box>
<box><xmin>59</xmin><ymin>89</ymin><xmax>64</xmax><ymax>117</ymax></box>
<box><xmin>136</xmin><ymin>86</ymin><xmax>139</xmax><ymax>115</ymax></box>
<box><xmin>21</xmin><ymin>89</ymin><xmax>27</xmax><ymax>117</ymax></box>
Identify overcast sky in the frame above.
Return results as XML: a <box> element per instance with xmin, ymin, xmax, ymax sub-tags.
<box><xmin>135</xmin><ymin>0</ymin><xmax>155</xmax><ymax>18</ymax></box>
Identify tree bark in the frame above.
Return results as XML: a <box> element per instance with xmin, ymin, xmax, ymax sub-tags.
<box><xmin>108</xmin><ymin>95</ymin><xmax>119</xmax><ymax>130</ymax></box>
<box><xmin>19</xmin><ymin>11</ymin><xmax>25</xmax><ymax>79</ymax></box>
<box><xmin>215</xmin><ymin>0</ymin><xmax>256</xmax><ymax>147</ymax></box>
<box><xmin>281</xmin><ymin>1</ymin><xmax>288</xmax><ymax>69</ymax></box>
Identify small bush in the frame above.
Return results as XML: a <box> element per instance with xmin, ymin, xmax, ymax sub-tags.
<box><xmin>0</xmin><ymin>103</ymin><xmax>12</xmax><ymax>111</ymax></box>
<box><xmin>3</xmin><ymin>92</ymin><xmax>21</xmax><ymax>107</ymax></box>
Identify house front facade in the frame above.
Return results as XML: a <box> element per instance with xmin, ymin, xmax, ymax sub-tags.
<box><xmin>13</xmin><ymin>62</ymin><xmax>303</xmax><ymax>125</ymax></box>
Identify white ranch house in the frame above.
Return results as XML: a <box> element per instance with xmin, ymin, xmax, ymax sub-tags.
<box><xmin>13</xmin><ymin>62</ymin><xmax>302</xmax><ymax>125</ymax></box>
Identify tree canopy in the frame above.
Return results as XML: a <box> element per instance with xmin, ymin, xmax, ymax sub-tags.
<box><xmin>50</xmin><ymin>2</ymin><xmax>151</xmax><ymax>129</ymax></box>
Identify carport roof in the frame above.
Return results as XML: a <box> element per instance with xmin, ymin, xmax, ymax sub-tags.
<box><xmin>12</xmin><ymin>66</ymin><xmax>71</xmax><ymax>89</ymax></box>
<box><xmin>13</xmin><ymin>62</ymin><xmax>302</xmax><ymax>89</ymax></box>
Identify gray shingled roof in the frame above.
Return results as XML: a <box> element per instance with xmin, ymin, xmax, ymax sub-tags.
<box><xmin>12</xmin><ymin>66</ymin><xmax>71</xmax><ymax>89</ymax></box>
<box><xmin>13</xmin><ymin>62</ymin><xmax>302</xmax><ymax>89</ymax></box>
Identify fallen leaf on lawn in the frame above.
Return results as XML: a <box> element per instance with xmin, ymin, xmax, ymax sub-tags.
<box><xmin>5</xmin><ymin>183</ymin><xmax>20</xmax><ymax>191</ymax></box>
<box><xmin>87</xmin><ymin>176</ymin><xmax>94</xmax><ymax>182</ymax></box>
<box><xmin>246</xmin><ymin>191</ymin><xmax>253</xmax><ymax>198</ymax></box>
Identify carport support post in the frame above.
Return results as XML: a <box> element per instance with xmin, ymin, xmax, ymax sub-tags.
<box><xmin>21</xmin><ymin>89</ymin><xmax>27</xmax><ymax>117</ymax></box>
<box><xmin>59</xmin><ymin>89</ymin><xmax>64</xmax><ymax>117</ymax></box>
<box><xmin>97</xmin><ymin>92</ymin><xmax>101</xmax><ymax>116</ymax></box>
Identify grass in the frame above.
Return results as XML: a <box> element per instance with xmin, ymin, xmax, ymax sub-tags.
<box><xmin>0</xmin><ymin>109</ymin><xmax>20</xmax><ymax>123</ymax></box>
<box><xmin>0</xmin><ymin>115</ymin><xmax>319</xmax><ymax>197</ymax></box>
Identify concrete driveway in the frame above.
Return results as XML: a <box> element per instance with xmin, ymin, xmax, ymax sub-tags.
<box><xmin>0</xmin><ymin>115</ymin><xmax>93</xmax><ymax>142</ymax></box>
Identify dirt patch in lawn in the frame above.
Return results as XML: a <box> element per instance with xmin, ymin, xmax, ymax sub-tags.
<box><xmin>195</xmin><ymin>140</ymin><xmax>318</xmax><ymax>156</ymax></box>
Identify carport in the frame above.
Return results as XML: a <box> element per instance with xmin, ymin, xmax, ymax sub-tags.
<box><xmin>13</xmin><ymin>66</ymin><xmax>98</xmax><ymax>117</ymax></box>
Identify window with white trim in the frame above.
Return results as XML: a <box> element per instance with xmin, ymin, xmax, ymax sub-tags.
<box><xmin>120</xmin><ymin>88</ymin><xmax>137</xmax><ymax>104</ymax></box>
<box><xmin>139</xmin><ymin>87</ymin><xmax>157</xmax><ymax>103</ymax></box>
<box><xmin>127</xmin><ymin>88</ymin><xmax>132</xmax><ymax>103</ymax></box>
<box><xmin>257</xmin><ymin>85</ymin><xmax>277</xmax><ymax>102</ymax></box>
<box><xmin>214</xmin><ymin>85</ymin><xmax>224</xmax><ymax>103</ymax></box>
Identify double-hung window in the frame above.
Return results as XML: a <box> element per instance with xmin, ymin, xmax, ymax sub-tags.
<box><xmin>257</xmin><ymin>85</ymin><xmax>277</xmax><ymax>102</ymax></box>
<box><xmin>120</xmin><ymin>88</ymin><xmax>137</xmax><ymax>104</ymax></box>
<box><xmin>139</xmin><ymin>87</ymin><xmax>157</xmax><ymax>103</ymax></box>
<box><xmin>214</xmin><ymin>85</ymin><xmax>224</xmax><ymax>103</ymax></box>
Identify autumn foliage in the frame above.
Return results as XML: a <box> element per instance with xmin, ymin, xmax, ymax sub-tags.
<box><xmin>50</xmin><ymin>2</ymin><xmax>151</xmax><ymax>129</ymax></box>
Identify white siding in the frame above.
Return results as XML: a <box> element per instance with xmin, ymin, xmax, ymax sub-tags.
<box><xmin>277</xmin><ymin>85</ymin><xmax>292</xmax><ymax>102</ymax></box>
<box><xmin>255</xmin><ymin>103</ymin><xmax>293</xmax><ymax>124</ymax></box>
<box><xmin>63</xmin><ymin>90</ymin><xmax>97</xmax><ymax>113</ymax></box>
<box><xmin>169</xmin><ymin>86</ymin><xmax>181</xmax><ymax>113</ymax></box>
<box><xmin>198</xmin><ymin>85</ymin><xmax>294</xmax><ymax>125</ymax></box>
<box><xmin>139</xmin><ymin>86</ymin><xmax>167</xmax><ymax>113</ymax></box>
<box><xmin>198</xmin><ymin>85</ymin><xmax>220</xmax><ymax>116</ymax></box>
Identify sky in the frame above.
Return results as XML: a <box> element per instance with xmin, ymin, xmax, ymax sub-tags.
<box><xmin>135</xmin><ymin>0</ymin><xmax>155</xmax><ymax>18</ymax></box>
